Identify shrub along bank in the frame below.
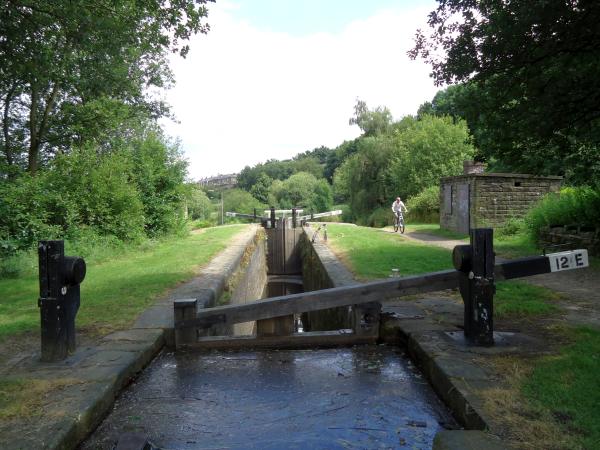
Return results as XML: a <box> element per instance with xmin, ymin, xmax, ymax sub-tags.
<box><xmin>0</xmin><ymin>131</ymin><xmax>189</xmax><ymax>278</ymax></box>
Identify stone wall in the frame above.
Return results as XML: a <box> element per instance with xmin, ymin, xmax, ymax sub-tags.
<box><xmin>226</xmin><ymin>229</ymin><xmax>268</xmax><ymax>335</ymax></box>
<box><xmin>440</xmin><ymin>174</ymin><xmax>562</xmax><ymax>232</ymax></box>
<box><xmin>439</xmin><ymin>180</ymin><xmax>468</xmax><ymax>233</ymax></box>
<box><xmin>471</xmin><ymin>174</ymin><xmax>561</xmax><ymax>228</ymax></box>
<box><xmin>539</xmin><ymin>226</ymin><xmax>600</xmax><ymax>256</ymax></box>
<box><xmin>299</xmin><ymin>226</ymin><xmax>355</xmax><ymax>331</ymax></box>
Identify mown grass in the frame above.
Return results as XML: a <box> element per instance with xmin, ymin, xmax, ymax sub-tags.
<box><xmin>326</xmin><ymin>224</ymin><xmax>453</xmax><ymax>279</ymax></box>
<box><xmin>495</xmin><ymin>282</ymin><xmax>560</xmax><ymax>317</ymax></box>
<box><xmin>522</xmin><ymin>327</ymin><xmax>600</xmax><ymax>449</ymax></box>
<box><xmin>326</xmin><ymin>224</ymin><xmax>558</xmax><ymax>318</ymax></box>
<box><xmin>0</xmin><ymin>225</ymin><xmax>248</xmax><ymax>339</ymax></box>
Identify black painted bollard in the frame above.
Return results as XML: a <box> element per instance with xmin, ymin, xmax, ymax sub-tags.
<box><xmin>38</xmin><ymin>240</ymin><xmax>86</xmax><ymax>362</ymax></box>
<box><xmin>270</xmin><ymin>206</ymin><xmax>276</xmax><ymax>229</ymax></box>
<box><xmin>452</xmin><ymin>228</ymin><xmax>495</xmax><ymax>346</ymax></box>
<box><xmin>292</xmin><ymin>207</ymin><xmax>297</xmax><ymax>228</ymax></box>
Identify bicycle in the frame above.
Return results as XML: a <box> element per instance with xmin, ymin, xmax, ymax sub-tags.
<box><xmin>393</xmin><ymin>211</ymin><xmax>405</xmax><ymax>233</ymax></box>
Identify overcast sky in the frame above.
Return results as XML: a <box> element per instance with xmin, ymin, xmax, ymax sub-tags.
<box><xmin>161</xmin><ymin>0</ymin><xmax>439</xmax><ymax>180</ymax></box>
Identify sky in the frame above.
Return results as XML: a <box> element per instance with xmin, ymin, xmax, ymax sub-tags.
<box><xmin>161</xmin><ymin>0</ymin><xmax>440</xmax><ymax>180</ymax></box>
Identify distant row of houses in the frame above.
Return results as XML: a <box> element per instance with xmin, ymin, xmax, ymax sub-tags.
<box><xmin>198</xmin><ymin>173</ymin><xmax>238</xmax><ymax>189</ymax></box>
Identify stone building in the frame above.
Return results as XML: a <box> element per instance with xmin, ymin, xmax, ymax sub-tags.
<box><xmin>440</xmin><ymin>161</ymin><xmax>562</xmax><ymax>234</ymax></box>
<box><xmin>198</xmin><ymin>173</ymin><xmax>238</xmax><ymax>189</ymax></box>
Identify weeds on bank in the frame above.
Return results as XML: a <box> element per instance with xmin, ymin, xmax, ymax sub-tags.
<box><xmin>0</xmin><ymin>378</ymin><xmax>81</xmax><ymax>420</ymax></box>
<box><xmin>481</xmin><ymin>327</ymin><xmax>600</xmax><ymax>450</ymax></box>
<box><xmin>523</xmin><ymin>327</ymin><xmax>600</xmax><ymax>450</ymax></box>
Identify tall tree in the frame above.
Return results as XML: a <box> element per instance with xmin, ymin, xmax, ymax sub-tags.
<box><xmin>0</xmin><ymin>0</ymin><xmax>213</xmax><ymax>174</ymax></box>
<box><xmin>410</xmin><ymin>1</ymin><xmax>600</xmax><ymax>184</ymax></box>
<box><xmin>349</xmin><ymin>99</ymin><xmax>393</xmax><ymax>137</ymax></box>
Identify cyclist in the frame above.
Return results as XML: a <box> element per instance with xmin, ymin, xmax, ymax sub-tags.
<box><xmin>391</xmin><ymin>197</ymin><xmax>408</xmax><ymax>232</ymax></box>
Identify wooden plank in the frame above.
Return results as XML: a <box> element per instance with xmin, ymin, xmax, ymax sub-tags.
<box><xmin>178</xmin><ymin>330</ymin><xmax>377</xmax><ymax>351</ymax></box>
<box><xmin>177</xmin><ymin>269</ymin><xmax>460</xmax><ymax>329</ymax></box>
<box><xmin>494</xmin><ymin>255</ymin><xmax>550</xmax><ymax>280</ymax></box>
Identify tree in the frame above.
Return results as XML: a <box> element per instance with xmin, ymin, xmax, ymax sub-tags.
<box><xmin>334</xmin><ymin>115</ymin><xmax>474</xmax><ymax>223</ymax></box>
<box><xmin>333</xmin><ymin>135</ymin><xmax>398</xmax><ymax>221</ymax></box>
<box><xmin>0</xmin><ymin>0</ymin><xmax>213</xmax><ymax>174</ymax></box>
<box><xmin>269</xmin><ymin>172</ymin><xmax>332</xmax><ymax>212</ymax></box>
<box><xmin>223</xmin><ymin>189</ymin><xmax>265</xmax><ymax>216</ymax></box>
<box><xmin>249</xmin><ymin>173</ymin><xmax>273</xmax><ymax>204</ymax></box>
<box><xmin>349</xmin><ymin>99</ymin><xmax>393</xmax><ymax>137</ymax></box>
<box><xmin>410</xmin><ymin>1</ymin><xmax>600</xmax><ymax>183</ymax></box>
<box><xmin>187</xmin><ymin>186</ymin><xmax>214</xmax><ymax>221</ymax></box>
<box><xmin>386</xmin><ymin>115</ymin><xmax>474</xmax><ymax>199</ymax></box>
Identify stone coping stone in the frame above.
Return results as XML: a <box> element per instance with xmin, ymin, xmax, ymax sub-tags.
<box><xmin>441</xmin><ymin>172</ymin><xmax>562</xmax><ymax>181</ymax></box>
<box><xmin>433</xmin><ymin>430</ymin><xmax>509</xmax><ymax>450</ymax></box>
<box><xmin>303</xmin><ymin>225</ymin><xmax>355</xmax><ymax>287</ymax></box>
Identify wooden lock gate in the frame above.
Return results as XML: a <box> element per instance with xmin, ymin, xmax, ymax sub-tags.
<box><xmin>174</xmin><ymin>228</ymin><xmax>589</xmax><ymax>350</ymax></box>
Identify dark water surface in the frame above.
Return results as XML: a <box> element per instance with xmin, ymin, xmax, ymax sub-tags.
<box><xmin>80</xmin><ymin>345</ymin><xmax>456</xmax><ymax>450</ymax></box>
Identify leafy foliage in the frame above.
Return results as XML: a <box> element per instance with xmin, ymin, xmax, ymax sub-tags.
<box><xmin>269</xmin><ymin>172</ymin><xmax>332</xmax><ymax>212</ymax></box>
<box><xmin>348</xmin><ymin>99</ymin><xmax>393</xmax><ymax>137</ymax></box>
<box><xmin>406</xmin><ymin>186</ymin><xmax>440</xmax><ymax>223</ymax></box>
<box><xmin>222</xmin><ymin>189</ymin><xmax>265</xmax><ymax>216</ymax></box>
<box><xmin>237</xmin><ymin>154</ymin><xmax>326</xmax><ymax>192</ymax></box>
<box><xmin>0</xmin><ymin>0</ymin><xmax>213</xmax><ymax>174</ymax></box>
<box><xmin>386</xmin><ymin>115</ymin><xmax>473</xmax><ymax>199</ymax></box>
<box><xmin>334</xmin><ymin>115</ymin><xmax>474</xmax><ymax>223</ymax></box>
<box><xmin>0</xmin><ymin>131</ymin><xmax>188</xmax><ymax>256</ymax></box>
<box><xmin>526</xmin><ymin>187</ymin><xmax>600</xmax><ymax>241</ymax></box>
<box><xmin>187</xmin><ymin>187</ymin><xmax>215</xmax><ymax>221</ymax></box>
<box><xmin>411</xmin><ymin>1</ymin><xmax>600</xmax><ymax>184</ymax></box>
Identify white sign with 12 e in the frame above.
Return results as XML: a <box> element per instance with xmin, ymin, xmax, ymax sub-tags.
<box><xmin>547</xmin><ymin>249</ymin><xmax>589</xmax><ymax>272</ymax></box>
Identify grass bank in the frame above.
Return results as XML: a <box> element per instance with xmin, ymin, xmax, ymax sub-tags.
<box><xmin>326</xmin><ymin>224</ymin><xmax>560</xmax><ymax>318</ymax></box>
<box><xmin>0</xmin><ymin>225</ymin><xmax>248</xmax><ymax>340</ymax></box>
<box><xmin>484</xmin><ymin>327</ymin><xmax>600</xmax><ymax>450</ymax></box>
<box><xmin>523</xmin><ymin>326</ymin><xmax>600</xmax><ymax>449</ymax></box>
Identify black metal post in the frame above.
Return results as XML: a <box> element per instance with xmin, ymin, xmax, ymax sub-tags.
<box><xmin>453</xmin><ymin>228</ymin><xmax>495</xmax><ymax>346</ymax></box>
<box><xmin>292</xmin><ymin>208</ymin><xmax>297</xmax><ymax>228</ymax></box>
<box><xmin>270</xmin><ymin>206</ymin><xmax>276</xmax><ymax>229</ymax></box>
<box><xmin>38</xmin><ymin>241</ymin><xmax>86</xmax><ymax>361</ymax></box>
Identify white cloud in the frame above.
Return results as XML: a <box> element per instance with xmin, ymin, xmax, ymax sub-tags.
<box><xmin>162</xmin><ymin>2</ymin><xmax>438</xmax><ymax>180</ymax></box>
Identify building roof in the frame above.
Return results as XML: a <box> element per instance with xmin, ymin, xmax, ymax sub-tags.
<box><xmin>441</xmin><ymin>172</ymin><xmax>563</xmax><ymax>182</ymax></box>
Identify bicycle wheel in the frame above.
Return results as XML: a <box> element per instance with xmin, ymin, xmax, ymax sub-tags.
<box><xmin>393</xmin><ymin>216</ymin><xmax>399</xmax><ymax>232</ymax></box>
<box><xmin>399</xmin><ymin>218</ymin><xmax>405</xmax><ymax>234</ymax></box>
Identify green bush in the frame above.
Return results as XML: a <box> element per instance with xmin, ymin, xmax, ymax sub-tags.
<box><xmin>406</xmin><ymin>186</ymin><xmax>440</xmax><ymax>223</ymax></box>
<box><xmin>0</xmin><ymin>132</ymin><xmax>188</xmax><ymax>259</ymax></box>
<box><xmin>367</xmin><ymin>207</ymin><xmax>394</xmax><ymax>228</ymax></box>
<box><xmin>526</xmin><ymin>187</ymin><xmax>600</xmax><ymax>240</ymax></box>
<box><xmin>222</xmin><ymin>189</ymin><xmax>266</xmax><ymax>218</ymax></box>
<box><xmin>187</xmin><ymin>186</ymin><xmax>215</xmax><ymax>221</ymax></box>
<box><xmin>497</xmin><ymin>217</ymin><xmax>526</xmax><ymax>237</ymax></box>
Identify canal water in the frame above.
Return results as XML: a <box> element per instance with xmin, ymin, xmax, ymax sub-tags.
<box><xmin>80</xmin><ymin>345</ymin><xmax>456</xmax><ymax>449</ymax></box>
